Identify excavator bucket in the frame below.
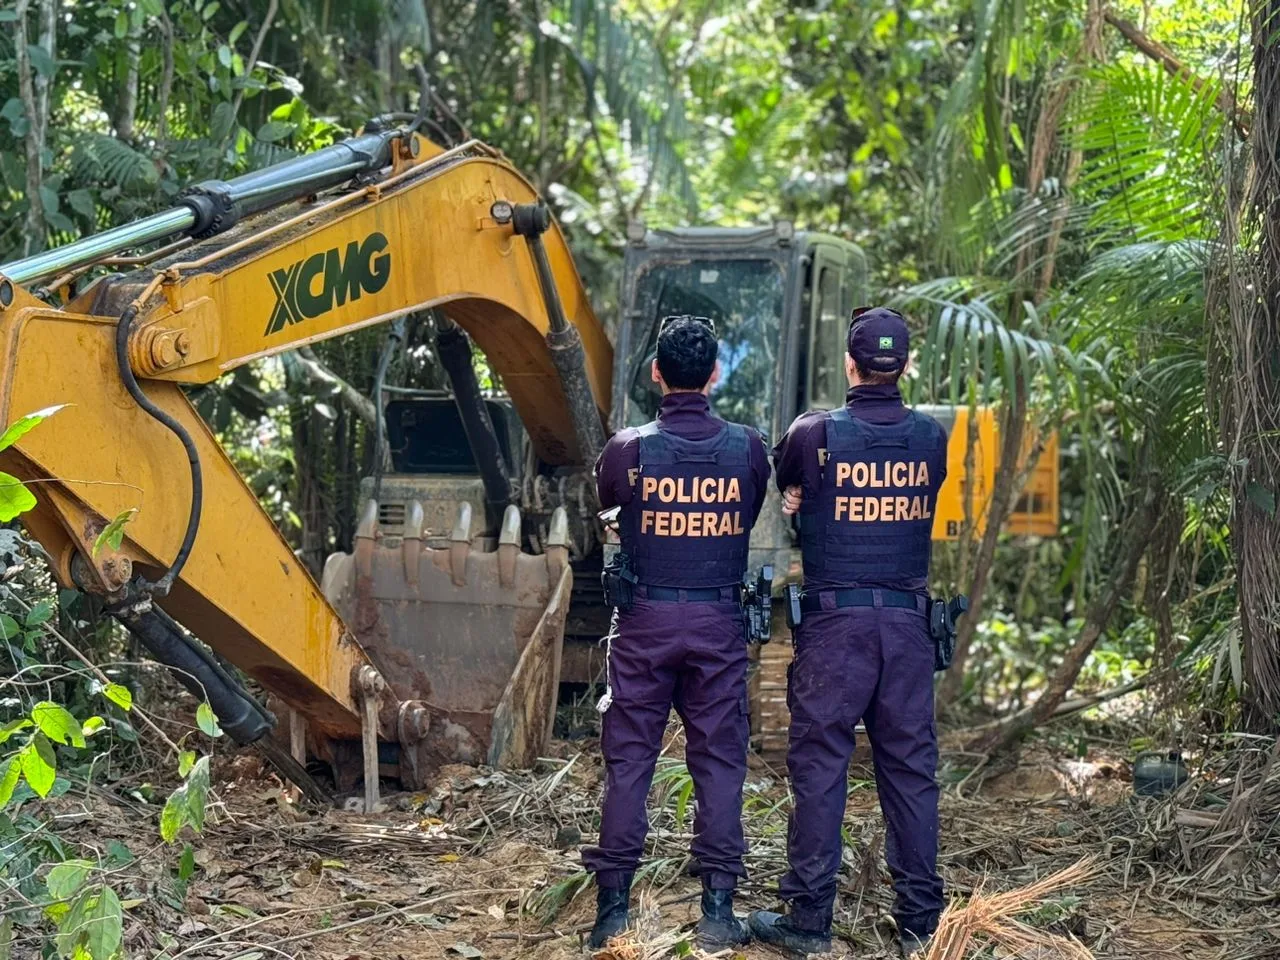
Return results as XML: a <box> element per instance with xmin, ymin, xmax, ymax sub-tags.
<box><xmin>321</xmin><ymin>500</ymin><xmax>572</xmax><ymax>785</ymax></box>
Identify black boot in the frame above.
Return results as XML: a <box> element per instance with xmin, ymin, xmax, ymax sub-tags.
<box><xmin>746</xmin><ymin>910</ymin><xmax>832</xmax><ymax>956</ymax></box>
<box><xmin>695</xmin><ymin>882</ymin><xmax>750</xmax><ymax>949</ymax></box>
<box><xmin>588</xmin><ymin>880</ymin><xmax>631</xmax><ymax>949</ymax></box>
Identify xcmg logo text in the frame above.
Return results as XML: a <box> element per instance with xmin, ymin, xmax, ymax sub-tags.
<box><xmin>264</xmin><ymin>232</ymin><xmax>390</xmax><ymax>336</ymax></box>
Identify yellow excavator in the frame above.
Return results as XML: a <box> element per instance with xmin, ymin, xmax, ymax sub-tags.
<box><xmin>0</xmin><ymin>121</ymin><xmax>1057</xmax><ymax>803</ymax></box>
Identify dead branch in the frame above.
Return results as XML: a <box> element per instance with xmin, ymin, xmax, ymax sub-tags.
<box><xmin>225</xmin><ymin>0</ymin><xmax>280</xmax><ymax>147</ymax></box>
<box><xmin>293</xmin><ymin>347</ymin><xmax>378</xmax><ymax>428</ymax></box>
<box><xmin>1104</xmin><ymin>12</ymin><xmax>1251</xmax><ymax>136</ymax></box>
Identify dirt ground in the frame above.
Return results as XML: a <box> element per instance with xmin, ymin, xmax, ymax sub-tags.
<box><xmin>37</xmin><ymin>725</ymin><xmax>1280</xmax><ymax>960</ymax></box>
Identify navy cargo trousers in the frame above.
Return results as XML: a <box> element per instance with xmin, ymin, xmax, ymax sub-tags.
<box><xmin>582</xmin><ymin>591</ymin><xmax>749</xmax><ymax>890</ymax></box>
<box><xmin>780</xmin><ymin>596</ymin><xmax>944</xmax><ymax>937</ymax></box>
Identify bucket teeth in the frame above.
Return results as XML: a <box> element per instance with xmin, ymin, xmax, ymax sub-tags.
<box><xmin>355</xmin><ymin>498</ymin><xmax>379</xmax><ymax>580</ymax></box>
<box><xmin>402</xmin><ymin>500</ymin><xmax>425</xmax><ymax>586</ymax></box>
<box><xmin>545</xmin><ymin>506</ymin><xmax>569</xmax><ymax>576</ymax></box>
<box><xmin>449</xmin><ymin>502</ymin><xmax>472</xmax><ymax>586</ymax></box>
<box><xmin>498</xmin><ymin>505</ymin><xmax>522</xmax><ymax>588</ymax></box>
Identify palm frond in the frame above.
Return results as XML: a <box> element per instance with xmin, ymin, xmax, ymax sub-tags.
<box><xmin>70</xmin><ymin>134</ymin><xmax>159</xmax><ymax>194</ymax></box>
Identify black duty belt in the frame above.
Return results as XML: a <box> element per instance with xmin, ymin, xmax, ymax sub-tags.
<box><xmin>800</xmin><ymin>587</ymin><xmax>920</xmax><ymax>614</ymax></box>
<box><xmin>644</xmin><ymin>584</ymin><xmax>743</xmax><ymax>603</ymax></box>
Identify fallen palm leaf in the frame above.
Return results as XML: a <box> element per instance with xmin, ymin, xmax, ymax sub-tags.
<box><xmin>925</xmin><ymin>856</ymin><xmax>1097</xmax><ymax>960</ymax></box>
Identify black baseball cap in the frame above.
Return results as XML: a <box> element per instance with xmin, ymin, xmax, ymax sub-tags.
<box><xmin>847</xmin><ymin>306</ymin><xmax>909</xmax><ymax>372</ymax></box>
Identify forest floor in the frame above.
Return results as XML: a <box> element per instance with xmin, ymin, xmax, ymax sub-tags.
<box><xmin>32</xmin><ymin>717</ymin><xmax>1280</xmax><ymax>960</ymax></box>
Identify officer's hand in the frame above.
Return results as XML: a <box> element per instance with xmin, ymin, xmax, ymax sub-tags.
<box><xmin>782</xmin><ymin>485</ymin><xmax>803</xmax><ymax>515</ymax></box>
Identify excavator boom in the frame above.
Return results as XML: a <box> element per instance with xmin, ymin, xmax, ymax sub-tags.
<box><xmin>0</xmin><ymin>130</ymin><xmax>613</xmax><ymax>795</ymax></box>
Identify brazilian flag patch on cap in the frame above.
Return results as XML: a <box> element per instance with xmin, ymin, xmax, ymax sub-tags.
<box><xmin>879</xmin><ymin>336</ymin><xmax>895</xmax><ymax>349</ymax></box>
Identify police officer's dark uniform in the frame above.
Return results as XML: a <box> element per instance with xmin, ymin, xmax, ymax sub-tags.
<box><xmin>582</xmin><ymin>316</ymin><xmax>770</xmax><ymax>949</ymax></box>
<box><xmin>748</xmin><ymin>308</ymin><xmax>949</xmax><ymax>957</ymax></box>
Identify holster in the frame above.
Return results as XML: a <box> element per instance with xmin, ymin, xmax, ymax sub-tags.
<box><xmin>784</xmin><ymin>584</ymin><xmax>803</xmax><ymax>632</ymax></box>
<box><xmin>601</xmin><ymin>552</ymin><xmax>637</xmax><ymax>612</ymax></box>
<box><xmin>929</xmin><ymin>594</ymin><xmax>970</xmax><ymax>671</ymax></box>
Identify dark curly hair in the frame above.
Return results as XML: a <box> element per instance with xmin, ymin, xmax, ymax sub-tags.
<box><xmin>656</xmin><ymin>316</ymin><xmax>718</xmax><ymax>390</ymax></box>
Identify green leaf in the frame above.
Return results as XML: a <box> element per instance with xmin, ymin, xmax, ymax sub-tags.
<box><xmin>203</xmin><ymin>1</ymin><xmax>221</xmax><ymax>20</ymax></box>
<box><xmin>0</xmin><ymin>10</ymin><xmax>18</xmax><ymax>22</ymax></box>
<box><xmin>229</xmin><ymin>20</ymin><xmax>249</xmax><ymax>44</ymax></box>
<box><xmin>67</xmin><ymin>189</ymin><xmax>96</xmax><ymax>220</ymax></box>
<box><xmin>177</xmin><ymin>844</ymin><xmax>196</xmax><ymax>882</ymax></box>
<box><xmin>81</xmin><ymin>716</ymin><xmax>106</xmax><ymax>738</ymax></box>
<box><xmin>84</xmin><ymin>885</ymin><xmax>123</xmax><ymax>960</ymax></box>
<box><xmin>114</xmin><ymin>11</ymin><xmax>128</xmax><ymax>38</ymax></box>
<box><xmin>187</xmin><ymin>756</ymin><xmax>210</xmax><ymax>831</ymax></box>
<box><xmin>0</xmin><ymin>404</ymin><xmax>67</xmax><ymax>452</ymax></box>
<box><xmin>255</xmin><ymin>121</ymin><xmax>294</xmax><ymax>143</ymax></box>
<box><xmin>25</xmin><ymin>598</ymin><xmax>53</xmax><ymax>626</ymax></box>
<box><xmin>106</xmin><ymin>841</ymin><xmax>134</xmax><ymax>866</ymax></box>
<box><xmin>26</xmin><ymin>44</ymin><xmax>56</xmax><ymax>78</ymax></box>
<box><xmin>218</xmin><ymin>44</ymin><xmax>233</xmax><ymax>68</ymax></box>
<box><xmin>33</xmin><ymin>701</ymin><xmax>85</xmax><ymax>748</ymax></box>
<box><xmin>196</xmin><ymin>703</ymin><xmax>222</xmax><ymax>739</ymax></box>
<box><xmin>177</xmin><ymin>751</ymin><xmax>195</xmax><ymax>777</ymax></box>
<box><xmin>0</xmin><ymin>472</ymin><xmax>38</xmax><ymax>522</ymax></box>
<box><xmin>139</xmin><ymin>0</ymin><xmax>164</xmax><ymax>16</ymax></box>
<box><xmin>0</xmin><ymin>615</ymin><xmax>18</xmax><ymax>640</ymax></box>
<box><xmin>46</xmin><ymin>859</ymin><xmax>93</xmax><ymax>900</ymax></box>
<box><xmin>0</xmin><ymin>757</ymin><xmax>20</xmax><ymax>808</ymax></box>
<box><xmin>103</xmin><ymin>683</ymin><xmax>133</xmax><ymax>712</ymax></box>
<box><xmin>0</xmin><ymin>718</ymin><xmax>32</xmax><ymax>744</ymax></box>
<box><xmin>20</xmin><ymin>737</ymin><xmax>56</xmax><ymax>797</ymax></box>
<box><xmin>160</xmin><ymin>786</ymin><xmax>188</xmax><ymax>842</ymax></box>
<box><xmin>92</xmin><ymin>508</ymin><xmax>137</xmax><ymax>557</ymax></box>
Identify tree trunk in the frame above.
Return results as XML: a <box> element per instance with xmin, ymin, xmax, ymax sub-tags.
<box><xmin>115</xmin><ymin>20</ymin><xmax>141</xmax><ymax>143</ymax></box>
<box><xmin>976</xmin><ymin>481</ymin><xmax>1163</xmax><ymax>753</ymax></box>
<box><xmin>938</xmin><ymin>381</ymin><xmax>1029</xmax><ymax>704</ymax></box>
<box><xmin>1225</xmin><ymin>0</ymin><xmax>1280</xmax><ymax>719</ymax></box>
<box><xmin>13</xmin><ymin>0</ymin><xmax>54</xmax><ymax>256</ymax></box>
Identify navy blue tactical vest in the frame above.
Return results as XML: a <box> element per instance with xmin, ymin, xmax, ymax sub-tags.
<box><xmin>799</xmin><ymin>407</ymin><xmax>944</xmax><ymax>588</ymax></box>
<box><xmin>620</xmin><ymin>420</ymin><xmax>755</xmax><ymax>589</ymax></box>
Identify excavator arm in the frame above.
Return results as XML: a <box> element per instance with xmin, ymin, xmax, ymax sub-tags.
<box><xmin>0</xmin><ymin>131</ymin><xmax>613</xmax><ymax>794</ymax></box>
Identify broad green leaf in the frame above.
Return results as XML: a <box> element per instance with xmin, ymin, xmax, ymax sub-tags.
<box><xmin>0</xmin><ymin>615</ymin><xmax>18</xmax><ymax>640</ymax></box>
<box><xmin>0</xmin><ymin>473</ymin><xmax>37</xmax><ymax>522</ymax></box>
<box><xmin>81</xmin><ymin>717</ymin><xmax>106</xmax><ymax>738</ymax></box>
<box><xmin>106</xmin><ymin>841</ymin><xmax>134</xmax><ymax>866</ymax></box>
<box><xmin>103</xmin><ymin>683</ymin><xmax>133</xmax><ymax>712</ymax></box>
<box><xmin>33</xmin><ymin>701</ymin><xmax>85</xmax><ymax>748</ymax></box>
<box><xmin>85</xmin><ymin>885</ymin><xmax>123</xmax><ymax>960</ymax></box>
<box><xmin>25</xmin><ymin>44</ymin><xmax>56</xmax><ymax>78</ymax></box>
<box><xmin>218</xmin><ymin>44</ymin><xmax>233</xmax><ymax>68</ymax></box>
<box><xmin>160</xmin><ymin>786</ymin><xmax>188</xmax><ymax>842</ymax></box>
<box><xmin>66</xmin><ymin>189</ymin><xmax>96</xmax><ymax>220</ymax></box>
<box><xmin>25</xmin><ymin>599</ymin><xmax>53</xmax><ymax>626</ymax></box>
<box><xmin>178</xmin><ymin>845</ymin><xmax>196</xmax><ymax>882</ymax></box>
<box><xmin>229</xmin><ymin>20</ymin><xmax>249</xmax><ymax>44</ymax></box>
<box><xmin>139</xmin><ymin>0</ymin><xmax>165</xmax><ymax>17</ymax></box>
<box><xmin>46</xmin><ymin>859</ymin><xmax>93</xmax><ymax>900</ymax></box>
<box><xmin>203</xmin><ymin>1</ymin><xmax>222</xmax><ymax>21</ymax></box>
<box><xmin>92</xmin><ymin>508</ymin><xmax>138</xmax><ymax>558</ymax></box>
<box><xmin>255</xmin><ymin>121</ymin><xmax>294</xmax><ymax>143</ymax></box>
<box><xmin>0</xmin><ymin>404</ymin><xmax>67</xmax><ymax>452</ymax></box>
<box><xmin>55</xmin><ymin>889</ymin><xmax>89</xmax><ymax>957</ymax></box>
<box><xmin>0</xmin><ymin>718</ymin><xmax>32</xmax><ymax>744</ymax></box>
<box><xmin>196</xmin><ymin>703</ymin><xmax>222</xmax><ymax>738</ymax></box>
<box><xmin>187</xmin><ymin>756</ymin><xmax>210</xmax><ymax>831</ymax></box>
<box><xmin>0</xmin><ymin>10</ymin><xmax>17</xmax><ymax>22</ymax></box>
<box><xmin>177</xmin><ymin>751</ymin><xmax>195</xmax><ymax>777</ymax></box>
<box><xmin>0</xmin><ymin>757</ymin><xmax>20</xmax><ymax>808</ymax></box>
<box><xmin>20</xmin><ymin>737</ymin><xmax>56</xmax><ymax>797</ymax></box>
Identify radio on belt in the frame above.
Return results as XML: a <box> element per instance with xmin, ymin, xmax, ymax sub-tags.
<box><xmin>742</xmin><ymin>564</ymin><xmax>773</xmax><ymax>644</ymax></box>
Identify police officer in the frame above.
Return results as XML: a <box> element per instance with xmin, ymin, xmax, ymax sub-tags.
<box><xmin>748</xmin><ymin>307</ymin><xmax>949</xmax><ymax>958</ymax></box>
<box><xmin>583</xmin><ymin>315</ymin><xmax>770</xmax><ymax>950</ymax></box>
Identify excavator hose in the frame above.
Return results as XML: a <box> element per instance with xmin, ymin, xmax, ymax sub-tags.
<box><xmin>110</xmin><ymin>604</ymin><xmax>274</xmax><ymax>744</ymax></box>
<box><xmin>113</xmin><ymin>303</ymin><xmax>203</xmax><ymax>597</ymax></box>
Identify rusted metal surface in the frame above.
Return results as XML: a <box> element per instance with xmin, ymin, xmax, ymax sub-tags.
<box><xmin>322</xmin><ymin>501</ymin><xmax>570</xmax><ymax>788</ymax></box>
